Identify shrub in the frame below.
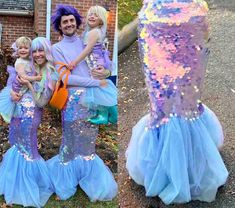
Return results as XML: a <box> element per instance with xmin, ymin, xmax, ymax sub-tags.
<box><xmin>0</xmin><ymin>46</ymin><xmax>15</xmax><ymax>90</ymax></box>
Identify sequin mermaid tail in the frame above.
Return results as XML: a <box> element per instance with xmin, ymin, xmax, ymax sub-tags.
<box><xmin>0</xmin><ymin>93</ymin><xmax>53</xmax><ymax>207</ymax></box>
<box><xmin>126</xmin><ymin>0</ymin><xmax>228</xmax><ymax>205</ymax></box>
<box><xmin>47</xmin><ymin>88</ymin><xmax>118</xmax><ymax>201</ymax></box>
<box><xmin>81</xmin><ymin>44</ymin><xmax>117</xmax><ymax>109</ymax></box>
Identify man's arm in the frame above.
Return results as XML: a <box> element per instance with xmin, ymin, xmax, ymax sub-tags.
<box><xmin>52</xmin><ymin>45</ymin><xmax>101</xmax><ymax>87</ymax></box>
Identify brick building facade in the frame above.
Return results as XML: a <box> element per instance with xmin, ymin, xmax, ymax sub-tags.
<box><xmin>0</xmin><ymin>0</ymin><xmax>117</xmax><ymax>55</ymax></box>
<box><xmin>0</xmin><ymin>0</ymin><xmax>34</xmax><ymax>48</ymax></box>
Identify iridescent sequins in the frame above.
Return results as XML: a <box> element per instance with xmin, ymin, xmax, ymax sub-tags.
<box><xmin>138</xmin><ymin>0</ymin><xmax>209</xmax><ymax>128</ymax></box>
<box><xmin>60</xmin><ymin>88</ymin><xmax>98</xmax><ymax>163</ymax></box>
<box><xmin>9</xmin><ymin>94</ymin><xmax>42</xmax><ymax>160</ymax></box>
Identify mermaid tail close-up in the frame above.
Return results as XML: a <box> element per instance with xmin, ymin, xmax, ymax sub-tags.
<box><xmin>126</xmin><ymin>0</ymin><xmax>228</xmax><ymax>205</ymax></box>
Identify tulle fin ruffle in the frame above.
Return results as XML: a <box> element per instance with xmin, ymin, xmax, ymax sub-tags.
<box><xmin>47</xmin><ymin>154</ymin><xmax>118</xmax><ymax>201</ymax></box>
<box><xmin>126</xmin><ymin>105</ymin><xmax>228</xmax><ymax>204</ymax></box>
<box><xmin>0</xmin><ymin>146</ymin><xmax>53</xmax><ymax>207</ymax></box>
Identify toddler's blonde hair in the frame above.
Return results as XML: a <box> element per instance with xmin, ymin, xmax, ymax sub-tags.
<box><xmin>15</xmin><ymin>36</ymin><xmax>31</xmax><ymax>48</ymax></box>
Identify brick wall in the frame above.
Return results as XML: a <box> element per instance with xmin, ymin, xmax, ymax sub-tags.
<box><xmin>0</xmin><ymin>15</ymin><xmax>34</xmax><ymax>48</ymax></box>
<box><xmin>0</xmin><ymin>0</ymin><xmax>117</xmax><ymax>54</ymax></box>
<box><xmin>35</xmin><ymin>0</ymin><xmax>117</xmax><ymax>54</ymax></box>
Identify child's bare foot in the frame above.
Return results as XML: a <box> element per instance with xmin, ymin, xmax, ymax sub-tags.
<box><xmin>1</xmin><ymin>203</ymin><xmax>13</xmax><ymax>208</ymax></box>
<box><xmin>55</xmin><ymin>196</ymin><xmax>61</xmax><ymax>201</ymax></box>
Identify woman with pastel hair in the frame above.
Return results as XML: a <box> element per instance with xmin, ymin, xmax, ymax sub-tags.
<box><xmin>126</xmin><ymin>0</ymin><xmax>228</xmax><ymax>205</ymax></box>
<box><xmin>0</xmin><ymin>37</ymin><xmax>57</xmax><ymax>207</ymax></box>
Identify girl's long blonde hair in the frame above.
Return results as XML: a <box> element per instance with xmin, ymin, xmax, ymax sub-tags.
<box><xmin>85</xmin><ymin>5</ymin><xmax>108</xmax><ymax>40</ymax></box>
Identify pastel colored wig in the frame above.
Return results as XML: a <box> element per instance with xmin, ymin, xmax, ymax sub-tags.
<box><xmin>31</xmin><ymin>37</ymin><xmax>53</xmax><ymax>64</ymax></box>
<box><xmin>31</xmin><ymin>37</ymin><xmax>55</xmax><ymax>92</ymax></box>
<box><xmin>51</xmin><ymin>4</ymin><xmax>82</xmax><ymax>34</ymax></box>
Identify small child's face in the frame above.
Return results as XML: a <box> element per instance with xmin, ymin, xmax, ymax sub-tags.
<box><xmin>87</xmin><ymin>13</ymin><xmax>103</xmax><ymax>28</ymax></box>
<box><xmin>18</xmin><ymin>44</ymin><xmax>30</xmax><ymax>59</ymax></box>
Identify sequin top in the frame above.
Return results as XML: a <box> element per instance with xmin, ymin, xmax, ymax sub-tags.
<box><xmin>83</xmin><ymin>28</ymin><xmax>104</xmax><ymax>45</ymax></box>
<box><xmin>138</xmin><ymin>0</ymin><xmax>209</xmax><ymax>128</ymax></box>
<box><xmin>12</xmin><ymin>57</ymin><xmax>33</xmax><ymax>94</ymax></box>
<box><xmin>83</xmin><ymin>28</ymin><xmax>112</xmax><ymax>71</ymax></box>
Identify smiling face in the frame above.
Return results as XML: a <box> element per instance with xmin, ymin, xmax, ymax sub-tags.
<box><xmin>18</xmin><ymin>44</ymin><xmax>30</xmax><ymax>59</ymax></box>
<box><xmin>87</xmin><ymin>12</ymin><xmax>103</xmax><ymax>28</ymax></box>
<box><xmin>59</xmin><ymin>15</ymin><xmax>77</xmax><ymax>36</ymax></box>
<box><xmin>32</xmin><ymin>49</ymin><xmax>46</xmax><ymax>67</ymax></box>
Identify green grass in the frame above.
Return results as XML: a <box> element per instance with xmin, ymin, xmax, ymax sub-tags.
<box><xmin>0</xmin><ymin>190</ymin><xmax>118</xmax><ymax>208</ymax></box>
<box><xmin>118</xmin><ymin>0</ymin><xmax>142</xmax><ymax>29</ymax></box>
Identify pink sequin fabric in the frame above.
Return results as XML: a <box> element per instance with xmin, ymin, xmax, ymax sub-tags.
<box><xmin>138</xmin><ymin>0</ymin><xmax>209</xmax><ymax>128</ymax></box>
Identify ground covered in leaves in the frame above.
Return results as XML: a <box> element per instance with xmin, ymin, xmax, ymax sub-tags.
<box><xmin>118</xmin><ymin>0</ymin><xmax>235</xmax><ymax>207</ymax></box>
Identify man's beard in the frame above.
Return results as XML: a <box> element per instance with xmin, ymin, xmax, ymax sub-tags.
<box><xmin>64</xmin><ymin>26</ymin><xmax>76</xmax><ymax>36</ymax></box>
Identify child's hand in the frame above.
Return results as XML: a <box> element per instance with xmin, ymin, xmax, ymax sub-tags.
<box><xmin>36</xmin><ymin>75</ymin><xmax>42</xmax><ymax>81</ymax></box>
<box><xmin>10</xmin><ymin>90</ymin><xmax>22</xmax><ymax>102</ymax></box>
<box><xmin>19</xmin><ymin>77</ymin><xmax>30</xmax><ymax>86</ymax></box>
<box><xmin>68</xmin><ymin>61</ymin><xmax>76</xmax><ymax>70</ymax></box>
<box><xmin>99</xmin><ymin>79</ymin><xmax>107</xmax><ymax>88</ymax></box>
<box><xmin>21</xmin><ymin>75</ymin><xmax>28</xmax><ymax>80</ymax></box>
<box><xmin>91</xmin><ymin>66</ymin><xmax>110</xmax><ymax>79</ymax></box>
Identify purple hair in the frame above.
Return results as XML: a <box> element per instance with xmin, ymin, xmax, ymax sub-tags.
<box><xmin>51</xmin><ymin>4</ymin><xmax>82</xmax><ymax>34</ymax></box>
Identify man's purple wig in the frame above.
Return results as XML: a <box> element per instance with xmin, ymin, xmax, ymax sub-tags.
<box><xmin>51</xmin><ymin>4</ymin><xmax>82</xmax><ymax>34</ymax></box>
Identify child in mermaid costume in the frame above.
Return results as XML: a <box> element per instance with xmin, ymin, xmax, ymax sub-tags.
<box><xmin>68</xmin><ymin>5</ymin><xmax>117</xmax><ymax>124</ymax></box>
<box><xmin>0</xmin><ymin>36</ymin><xmax>42</xmax><ymax>123</ymax></box>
